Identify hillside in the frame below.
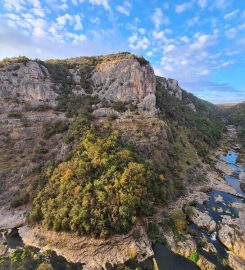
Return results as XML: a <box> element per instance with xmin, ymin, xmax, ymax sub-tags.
<box><xmin>0</xmin><ymin>53</ymin><xmax>226</xmax><ymax>269</ymax></box>
<box><xmin>222</xmin><ymin>102</ymin><xmax>245</xmax><ymax>147</ymax></box>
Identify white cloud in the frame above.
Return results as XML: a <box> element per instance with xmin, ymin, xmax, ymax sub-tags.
<box><xmin>180</xmin><ymin>36</ymin><xmax>190</xmax><ymax>43</ymax></box>
<box><xmin>152</xmin><ymin>30</ymin><xmax>173</xmax><ymax>44</ymax></box>
<box><xmin>89</xmin><ymin>0</ymin><xmax>110</xmax><ymax>11</ymax></box>
<box><xmin>74</xmin><ymin>15</ymin><xmax>83</xmax><ymax>30</ymax></box>
<box><xmin>225</xmin><ymin>28</ymin><xmax>237</xmax><ymax>39</ymax></box>
<box><xmin>214</xmin><ymin>0</ymin><xmax>229</xmax><ymax>10</ymax></box>
<box><xmin>176</xmin><ymin>1</ymin><xmax>194</xmax><ymax>13</ymax></box>
<box><xmin>138</xmin><ymin>28</ymin><xmax>146</xmax><ymax>35</ymax></box>
<box><xmin>66</xmin><ymin>32</ymin><xmax>87</xmax><ymax>43</ymax></box>
<box><xmin>129</xmin><ymin>36</ymin><xmax>150</xmax><ymax>50</ymax></box>
<box><xmin>152</xmin><ymin>8</ymin><xmax>169</xmax><ymax>29</ymax></box>
<box><xmin>197</xmin><ymin>0</ymin><xmax>207</xmax><ymax>8</ymax></box>
<box><xmin>56</xmin><ymin>14</ymin><xmax>73</xmax><ymax>28</ymax></box>
<box><xmin>0</xmin><ymin>20</ymin><xmax>124</xmax><ymax>60</ymax></box>
<box><xmin>3</xmin><ymin>0</ymin><xmax>26</xmax><ymax>11</ymax></box>
<box><xmin>187</xmin><ymin>15</ymin><xmax>200</xmax><ymax>26</ymax></box>
<box><xmin>116</xmin><ymin>1</ymin><xmax>131</xmax><ymax>16</ymax></box>
<box><xmin>164</xmin><ymin>44</ymin><xmax>176</xmax><ymax>52</ymax></box>
<box><xmin>189</xmin><ymin>33</ymin><xmax>215</xmax><ymax>50</ymax></box>
<box><xmin>224</xmin><ymin>9</ymin><xmax>240</xmax><ymax>20</ymax></box>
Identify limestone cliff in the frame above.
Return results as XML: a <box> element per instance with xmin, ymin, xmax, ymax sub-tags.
<box><xmin>156</xmin><ymin>76</ymin><xmax>183</xmax><ymax>100</ymax></box>
<box><xmin>66</xmin><ymin>55</ymin><xmax>156</xmax><ymax>113</ymax></box>
<box><xmin>0</xmin><ymin>61</ymin><xmax>57</xmax><ymax>113</ymax></box>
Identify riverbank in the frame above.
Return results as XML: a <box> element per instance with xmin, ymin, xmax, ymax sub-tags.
<box><xmin>153</xmin><ymin>125</ymin><xmax>245</xmax><ymax>270</ymax></box>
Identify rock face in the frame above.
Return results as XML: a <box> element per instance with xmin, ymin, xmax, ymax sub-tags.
<box><xmin>190</xmin><ymin>209</ymin><xmax>216</xmax><ymax>233</ymax></box>
<box><xmin>197</xmin><ymin>256</ymin><xmax>216</xmax><ymax>270</ymax></box>
<box><xmin>228</xmin><ymin>253</ymin><xmax>245</xmax><ymax>270</ymax></box>
<box><xmin>19</xmin><ymin>224</ymin><xmax>153</xmax><ymax>270</ymax></box>
<box><xmin>218</xmin><ymin>224</ymin><xmax>245</xmax><ymax>261</ymax></box>
<box><xmin>92</xmin><ymin>59</ymin><xmax>156</xmax><ymax>110</ymax></box>
<box><xmin>156</xmin><ymin>76</ymin><xmax>183</xmax><ymax>100</ymax></box>
<box><xmin>0</xmin><ymin>61</ymin><xmax>57</xmax><ymax>112</ymax></box>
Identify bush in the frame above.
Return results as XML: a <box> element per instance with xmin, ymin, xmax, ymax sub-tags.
<box><xmin>42</xmin><ymin>120</ymin><xmax>69</xmax><ymax>139</ymax></box>
<box><xmin>188</xmin><ymin>252</ymin><xmax>200</xmax><ymax>263</ymax></box>
<box><xmin>108</xmin><ymin>113</ymin><xmax>118</xmax><ymax>121</ymax></box>
<box><xmin>10</xmin><ymin>191</ymin><xmax>30</xmax><ymax>208</ymax></box>
<box><xmin>8</xmin><ymin>111</ymin><xmax>22</xmax><ymax>118</ymax></box>
<box><xmin>170</xmin><ymin>209</ymin><xmax>187</xmax><ymax>233</ymax></box>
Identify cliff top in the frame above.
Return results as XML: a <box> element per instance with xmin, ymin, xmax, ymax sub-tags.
<box><xmin>0</xmin><ymin>52</ymin><xmax>149</xmax><ymax>69</ymax></box>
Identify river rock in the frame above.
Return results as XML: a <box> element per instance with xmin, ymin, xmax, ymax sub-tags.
<box><xmin>203</xmin><ymin>242</ymin><xmax>217</xmax><ymax>254</ymax></box>
<box><xmin>190</xmin><ymin>209</ymin><xmax>216</xmax><ymax>233</ymax></box>
<box><xmin>239</xmin><ymin>172</ymin><xmax>245</xmax><ymax>182</ymax></box>
<box><xmin>228</xmin><ymin>253</ymin><xmax>245</xmax><ymax>270</ymax></box>
<box><xmin>0</xmin><ymin>243</ymin><xmax>7</xmax><ymax>256</ymax></box>
<box><xmin>215</xmin><ymin>160</ymin><xmax>234</xmax><ymax>176</ymax></box>
<box><xmin>197</xmin><ymin>256</ymin><xmax>216</xmax><ymax>270</ymax></box>
<box><xmin>173</xmin><ymin>239</ymin><xmax>197</xmax><ymax>258</ymax></box>
<box><xmin>218</xmin><ymin>224</ymin><xmax>245</xmax><ymax>261</ymax></box>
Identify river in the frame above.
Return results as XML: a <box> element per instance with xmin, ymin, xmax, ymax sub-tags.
<box><xmin>154</xmin><ymin>149</ymin><xmax>245</xmax><ymax>270</ymax></box>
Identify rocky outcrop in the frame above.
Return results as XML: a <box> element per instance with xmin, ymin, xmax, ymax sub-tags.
<box><xmin>19</xmin><ymin>224</ymin><xmax>153</xmax><ymax>270</ymax></box>
<box><xmin>197</xmin><ymin>256</ymin><xmax>216</xmax><ymax>270</ymax></box>
<box><xmin>190</xmin><ymin>209</ymin><xmax>216</xmax><ymax>233</ymax></box>
<box><xmin>0</xmin><ymin>61</ymin><xmax>57</xmax><ymax>112</ymax></box>
<box><xmin>92</xmin><ymin>107</ymin><xmax>119</xmax><ymax>118</ymax></box>
<box><xmin>156</xmin><ymin>76</ymin><xmax>183</xmax><ymax>100</ymax></box>
<box><xmin>91</xmin><ymin>59</ymin><xmax>156</xmax><ymax>111</ymax></box>
<box><xmin>228</xmin><ymin>253</ymin><xmax>245</xmax><ymax>270</ymax></box>
<box><xmin>218</xmin><ymin>224</ymin><xmax>245</xmax><ymax>261</ymax></box>
<box><xmin>172</xmin><ymin>239</ymin><xmax>197</xmax><ymax>258</ymax></box>
<box><xmin>215</xmin><ymin>160</ymin><xmax>234</xmax><ymax>176</ymax></box>
<box><xmin>186</xmin><ymin>103</ymin><xmax>197</xmax><ymax>112</ymax></box>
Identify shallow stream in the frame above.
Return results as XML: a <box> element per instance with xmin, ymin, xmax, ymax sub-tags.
<box><xmin>154</xmin><ymin>150</ymin><xmax>245</xmax><ymax>270</ymax></box>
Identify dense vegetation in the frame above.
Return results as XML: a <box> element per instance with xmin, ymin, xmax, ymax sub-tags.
<box><xmin>29</xmin><ymin>126</ymin><xmax>160</xmax><ymax>237</ymax></box>
<box><xmin>156</xmin><ymin>79</ymin><xmax>224</xmax><ymax>158</ymax></box>
<box><xmin>223</xmin><ymin>102</ymin><xmax>245</xmax><ymax>146</ymax></box>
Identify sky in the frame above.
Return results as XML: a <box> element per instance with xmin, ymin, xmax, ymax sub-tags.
<box><xmin>0</xmin><ymin>0</ymin><xmax>245</xmax><ymax>104</ymax></box>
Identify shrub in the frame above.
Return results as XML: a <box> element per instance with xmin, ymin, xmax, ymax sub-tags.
<box><xmin>170</xmin><ymin>209</ymin><xmax>187</xmax><ymax>233</ymax></box>
<box><xmin>132</xmin><ymin>229</ymin><xmax>141</xmax><ymax>240</ymax></box>
<box><xmin>8</xmin><ymin>111</ymin><xmax>22</xmax><ymax>118</ymax></box>
<box><xmin>42</xmin><ymin>120</ymin><xmax>69</xmax><ymax>139</ymax></box>
<box><xmin>108</xmin><ymin>113</ymin><xmax>118</xmax><ymax>121</ymax></box>
<box><xmin>38</xmin><ymin>262</ymin><xmax>54</xmax><ymax>270</ymax></box>
<box><xmin>10</xmin><ymin>191</ymin><xmax>30</xmax><ymax>208</ymax></box>
<box><xmin>188</xmin><ymin>252</ymin><xmax>200</xmax><ymax>263</ymax></box>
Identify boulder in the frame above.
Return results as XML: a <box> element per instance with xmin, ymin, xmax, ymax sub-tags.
<box><xmin>197</xmin><ymin>256</ymin><xmax>216</xmax><ymax>270</ymax></box>
<box><xmin>190</xmin><ymin>209</ymin><xmax>216</xmax><ymax>233</ymax></box>
<box><xmin>218</xmin><ymin>224</ymin><xmax>245</xmax><ymax>261</ymax></box>
<box><xmin>228</xmin><ymin>253</ymin><xmax>245</xmax><ymax>270</ymax></box>
<box><xmin>92</xmin><ymin>107</ymin><xmax>120</xmax><ymax>118</ymax></box>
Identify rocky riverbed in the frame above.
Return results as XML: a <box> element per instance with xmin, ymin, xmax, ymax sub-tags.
<box><xmin>154</xmin><ymin>126</ymin><xmax>245</xmax><ymax>270</ymax></box>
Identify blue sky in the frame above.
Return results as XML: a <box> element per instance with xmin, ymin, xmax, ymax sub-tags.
<box><xmin>0</xmin><ymin>0</ymin><xmax>244</xmax><ymax>104</ymax></box>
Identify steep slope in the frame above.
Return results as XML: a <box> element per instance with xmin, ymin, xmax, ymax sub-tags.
<box><xmin>0</xmin><ymin>53</ymin><xmax>225</xmax><ymax>269</ymax></box>
<box><xmin>223</xmin><ymin>102</ymin><xmax>245</xmax><ymax>147</ymax></box>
